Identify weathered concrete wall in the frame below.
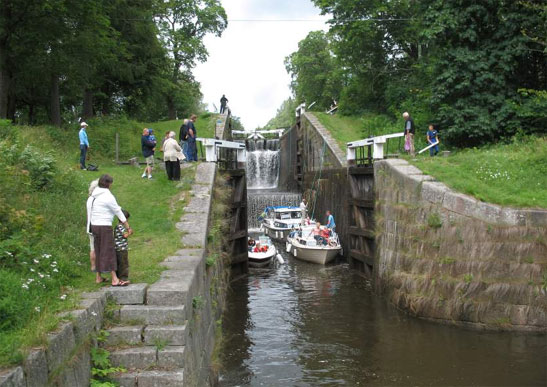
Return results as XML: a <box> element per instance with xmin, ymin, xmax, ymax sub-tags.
<box><xmin>375</xmin><ymin>159</ymin><xmax>547</xmax><ymax>331</ymax></box>
<box><xmin>300</xmin><ymin>112</ymin><xmax>347</xmax><ymax>171</ymax></box>
<box><xmin>278</xmin><ymin>126</ymin><xmax>299</xmax><ymax>192</ymax></box>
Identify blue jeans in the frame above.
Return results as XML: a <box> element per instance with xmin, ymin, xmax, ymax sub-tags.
<box><xmin>80</xmin><ymin>145</ymin><xmax>87</xmax><ymax>169</ymax></box>
<box><xmin>180</xmin><ymin>140</ymin><xmax>188</xmax><ymax>160</ymax></box>
<box><xmin>187</xmin><ymin>139</ymin><xmax>198</xmax><ymax>161</ymax></box>
<box><xmin>429</xmin><ymin>143</ymin><xmax>439</xmax><ymax>156</ymax></box>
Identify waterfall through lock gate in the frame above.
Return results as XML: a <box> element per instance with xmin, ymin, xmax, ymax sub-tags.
<box><xmin>245</xmin><ymin>139</ymin><xmax>280</xmax><ymax>189</ymax></box>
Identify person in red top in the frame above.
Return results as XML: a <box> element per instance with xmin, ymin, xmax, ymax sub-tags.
<box><xmin>253</xmin><ymin>243</ymin><xmax>262</xmax><ymax>253</ymax></box>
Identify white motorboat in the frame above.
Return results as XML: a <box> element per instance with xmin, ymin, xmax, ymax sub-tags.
<box><xmin>260</xmin><ymin>206</ymin><xmax>305</xmax><ymax>241</ymax></box>
<box><xmin>248</xmin><ymin>236</ymin><xmax>278</xmax><ymax>268</ymax></box>
<box><xmin>286</xmin><ymin>226</ymin><xmax>342</xmax><ymax>265</ymax></box>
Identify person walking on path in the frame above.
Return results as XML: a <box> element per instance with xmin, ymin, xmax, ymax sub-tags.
<box><xmin>163</xmin><ymin>131</ymin><xmax>184</xmax><ymax>180</ymax></box>
<box><xmin>426</xmin><ymin>124</ymin><xmax>440</xmax><ymax>157</ymax></box>
<box><xmin>79</xmin><ymin>122</ymin><xmax>89</xmax><ymax>170</ymax></box>
<box><xmin>86</xmin><ymin>174</ymin><xmax>131</xmax><ymax>286</ymax></box>
<box><xmin>300</xmin><ymin>199</ymin><xmax>308</xmax><ymax>226</ymax></box>
<box><xmin>186</xmin><ymin>114</ymin><xmax>198</xmax><ymax>162</ymax></box>
<box><xmin>403</xmin><ymin>112</ymin><xmax>415</xmax><ymax>157</ymax></box>
<box><xmin>114</xmin><ymin>209</ymin><xmax>133</xmax><ymax>283</ymax></box>
<box><xmin>141</xmin><ymin>128</ymin><xmax>156</xmax><ymax>179</ymax></box>
<box><xmin>179</xmin><ymin>119</ymin><xmax>189</xmax><ymax>160</ymax></box>
<box><xmin>326</xmin><ymin>210</ymin><xmax>336</xmax><ymax>232</ymax></box>
<box><xmin>220</xmin><ymin>94</ymin><xmax>228</xmax><ymax>114</ymax></box>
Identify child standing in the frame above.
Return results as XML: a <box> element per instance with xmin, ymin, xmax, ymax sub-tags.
<box><xmin>114</xmin><ymin>209</ymin><xmax>133</xmax><ymax>283</ymax></box>
<box><xmin>426</xmin><ymin>124</ymin><xmax>440</xmax><ymax>156</ymax></box>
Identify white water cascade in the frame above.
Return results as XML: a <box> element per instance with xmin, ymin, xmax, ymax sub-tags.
<box><xmin>246</xmin><ymin>139</ymin><xmax>280</xmax><ymax>189</ymax></box>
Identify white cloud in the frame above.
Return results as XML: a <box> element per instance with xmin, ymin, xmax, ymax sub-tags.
<box><xmin>194</xmin><ymin>0</ymin><xmax>328</xmax><ymax>130</ymax></box>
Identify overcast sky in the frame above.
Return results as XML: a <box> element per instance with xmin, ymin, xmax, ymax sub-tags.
<box><xmin>193</xmin><ymin>0</ymin><xmax>328</xmax><ymax>130</ymax></box>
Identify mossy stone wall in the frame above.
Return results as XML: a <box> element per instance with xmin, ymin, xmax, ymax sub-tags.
<box><xmin>374</xmin><ymin>159</ymin><xmax>547</xmax><ymax>331</ymax></box>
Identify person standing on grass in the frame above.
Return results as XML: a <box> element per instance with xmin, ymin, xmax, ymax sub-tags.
<box><xmin>141</xmin><ymin>128</ymin><xmax>156</xmax><ymax>179</ymax></box>
<box><xmin>79</xmin><ymin>122</ymin><xmax>89</xmax><ymax>170</ymax></box>
<box><xmin>87</xmin><ymin>174</ymin><xmax>131</xmax><ymax>286</ymax></box>
<box><xmin>403</xmin><ymin>112</ymin><xmax>415</xmax><ymax>157</ymax></box>
<box><xmin>114</xmin><ymin>209</ymin><xmax>133</xmax><ymax>283</ymax></box>
<box><xmin>426</xmin><ymin>124</ymin><xmax>440</xmax><ymax>156</ymax></box>
<box><xmin>187</xmin><ymin>114</ymin><xmax>198</xmax><ymax>162</ymax></box>
<box><xmin>179</xmin><ymin>119</ymin><xmax>190</xmax><ymax>160</ymax></box>
<box><xmin>88</xmin><ymin>179</ymin><xmax>99</xmax><ymax>271</ymax></box>
<box><xmin>163</xmin><ymin>131</ymin><xmax>184</xmax><ymax>180</ymax></box>
<box><xmin>220</xmin><ymin>94</ymin><xmax>228</xmax><ymax>114</ymax></box>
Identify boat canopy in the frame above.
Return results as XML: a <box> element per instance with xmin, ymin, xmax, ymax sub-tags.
<box><xmin>258</xmin><ymin>206</ymin><xmax>301</xmax><ymax>220</ymax></box>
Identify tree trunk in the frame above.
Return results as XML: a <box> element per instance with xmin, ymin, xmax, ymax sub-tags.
<box><xmin>50</xmin><ymin>74</ymin><xmax>61</xmax><ymax>126</ymax></box>
<box><xmin>0</xmin><ymin>66</ymin><xmax>10</xmax><ymax>119</ymax></box>
<box><xmin>82</xmin><ymin>89</ymin><xmax>93</xmax><ymax>119</ymax></box>
<box><xmin>167</xmin><ymin>95</ymin><xmax>176</xmax><ymax>120</ymax></box>
<box><xmin>28</xmin><ymin>104</ymin><xmax>35</xmax><ymax>125</ymax></box>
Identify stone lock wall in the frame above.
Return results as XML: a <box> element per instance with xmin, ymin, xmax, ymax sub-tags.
<box><xmin>374</xmin><ymin>159</ymin><xmax>547</xmax><ymax>331</ymax></box>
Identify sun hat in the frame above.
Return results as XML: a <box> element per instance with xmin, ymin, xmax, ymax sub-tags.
<box><xmin>80</xmin><ymin>122</ymin><xmax>88</xmax><ymax>127</ymax></box>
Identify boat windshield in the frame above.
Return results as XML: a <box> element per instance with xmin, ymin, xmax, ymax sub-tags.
<box><xmin>258</xmin><ymin>236</ymin><xmax>271</xmax><ymax>245</ymax></box>
<box><xmin>276</xmin><ymin>212</ymin><xmax>302</xmax><ymax>220</ymax></box>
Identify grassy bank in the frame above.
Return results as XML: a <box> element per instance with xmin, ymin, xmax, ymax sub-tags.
<box><xmin>312</xmin><ymin>112</ymin><xmax>546</xmax><ymax>209</ymax></box>
<box><xmin>0</xmin><ymin>118</ymin><xmax>199</xmax><ymax>367</ymax></box>
<box><xmin>411</xmin><ymin>136</ymin><xmax>547</xmax><ymax>208</ymax></box>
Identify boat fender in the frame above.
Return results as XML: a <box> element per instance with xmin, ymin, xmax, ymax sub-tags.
<box><xmin>293</xmin><ymin>249</ymin><xmax>297</xmax><ymax>257</ymax></box>
<box><xmin>276</xmin><ymin>254</ymin><xmax>284</xmax><ymax>264</ymax></box>
<box><xmin>328</xmin><ymin>241</ymin><xmax>337</xmax><ymax>247</ymax></box>
<box><xmin>285</xmin><ymin>242</ymin><xmax>291</xmax><ymax>253</ymax></box>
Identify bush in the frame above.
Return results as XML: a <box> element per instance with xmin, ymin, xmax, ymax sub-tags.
<box><xmin>20</xmin><ymin>145</ymin><xmax>56</xmax><ymax>190</ymax></box>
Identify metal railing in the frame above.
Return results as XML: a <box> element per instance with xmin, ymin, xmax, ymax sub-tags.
<box><xmin>196</xmin><ymin>138</ymin><xmax>246</xmax><ymax>170</ymax></box>
<box><xmin>347</xmin><ymin>132</ymin><xmax>404</xmax><ymax>166</ymax></box>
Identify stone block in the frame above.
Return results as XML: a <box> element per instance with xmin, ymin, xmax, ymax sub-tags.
<box><xmin>104</xmin><ymin>283</ymin><xmax>148</xmax><ymax>305</ymax></box>
<box><xmin>119</xmin><ymin>305</ymin><xmax>185</xmax><ymax>325</ymax></box>
<box><xmin>144</xmin><ymin>325</ymin><xmax>186</xmax><ymax>346</ymax></box>
<box><xmin>157</xmin><ymin>347</ymin><xmax>185</xmax><ymax>368</ymax></box>
<box><xmin>190</xmin><ymin>184</ymin><xmax>210</xmax><ymax>196</ymax></box>
<box><xmin>46</xmin><ymin>323</ymin><xmax>76</xmax><ymax>373</ymax></box>
<box><xmin>78</xmin><ymin>297</ymin><xmax>104</xmax><ymax>331</ymax></box>
<box><xmin>136</xmin><ymin>370</ymin><xmax>184</xmax><ymax>387</ymax></box>
<box><xmin>421</xmin><ymin>181</ymin><xmax>447</xmax><ymax>204</ymax></box>
<box><xmin>111</xmin><ymin>372</ymin><xmax>137</xmax><ymax>387</ymax></box>
<box><xmin>58</xmin><ymin>309</ymin><xmax>95</xmax><ymax>344</ymax></box>
<box><xmin>56</xmin><ymin>347</ymin><xmax>91</xmax><ymax>387</ymax></box>
<box><xmin>472</xmin><ymin>202</ymin><xmax>502</xmax><ymax>224</ymax></box>
<box><xmin>181</xmin><ymin>232</ymin><xmax>206</xmax><ymax>248</ymax></box>
<box><xmin>523</xmin><ymin>209</ymin><xmax>547</xmax><ymax>227</ymax></box>
<box><xmin>105</xmin><ymin>326</ymin><xmax>143</xmax><ymax>347</ymax></box>
<box><xmin>109</xmin><ymin>347</ymin><xmax>157</xmax><ymax>370</ymax></box>
<box><xmin>147</xmin><ymin>281</ymin><xmax>189</xmax><ymax>306</ymax></box>
<box><xmin>0</xmin><ymin>367</ymin><xmax>25</xmax><ymax>387</ymax></box>
<box><xmin>443</xmin><ymin>191</ymin><xmax>477</xmax><ymax>218</ymax></box>
<box><xmin>194</xmin><ymin>163</ymin><xmax>216</xmax><ymax>185</ymax></box>
<box><xmin>185</xmin><ymin>195</ymin><xmax>211</xmax><ymax>214</ymax></box>
<box><xmin>23</xmin><ymin>349</ymin><xmax>47</xmax><ymax>387</ymax></box>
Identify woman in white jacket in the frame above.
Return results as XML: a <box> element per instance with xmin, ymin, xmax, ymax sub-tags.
<box><xmin>163</xmin><ymin>131</ymin><xmax>184</xmax><ymax>181</ymax></box>
<box><xmin>87</xmin><ymin>174</ymin><xmax>131</xmax><ymax>286</ymax></box>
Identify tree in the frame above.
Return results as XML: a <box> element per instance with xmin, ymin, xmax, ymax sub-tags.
<box><xmin>285</xmin><ymin>31</ymin><xmax>342</xmax><ymax>111</ymax></box>
<box><xmin>155</xmin><ymin>0</ymin><xmax>227</xmax><ymax>119</ymax></box>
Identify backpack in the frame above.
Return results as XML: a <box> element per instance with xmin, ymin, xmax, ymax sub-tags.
<box><xmin>180</xmin><ymin>124</ymin><xmax>188</xmax><ymax>141</ymax></box>
<box><xmin>87</xmin><ymin>164</ymin><xmax>99</xmax><ymax>171</ymax></box>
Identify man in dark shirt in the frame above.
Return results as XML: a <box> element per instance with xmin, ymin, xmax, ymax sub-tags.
<box><xmin>186</xmin><ymin>114</ymin><xmax>198</xmax><ymax>161</ymax></box>
<box><xmin>179</xmin><ymin>119</ymin><xmax>189</xmax><ymax>160</ymax></box>
<box><xmin>220</xmin><ymin>94</ymin><xmax>228</xmax><ymax>114</ymax></box>
<box><xmin>141</xmin><ymin>128</ymin><xmax>156</xmax><ymax>179</ymax></box>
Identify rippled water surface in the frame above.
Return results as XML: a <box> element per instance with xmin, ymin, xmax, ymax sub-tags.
<box><xmin>219</xmin><ymin>241</ymin><xmax>546</xmax><ymax>386</ymax></box>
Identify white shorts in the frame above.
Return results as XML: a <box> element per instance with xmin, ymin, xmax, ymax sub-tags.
<box><xmin>89</xmin><ymin>234</ymin><xmax>95</xmax><ymax>251</ymax></box>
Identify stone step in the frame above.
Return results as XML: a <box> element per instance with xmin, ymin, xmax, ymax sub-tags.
<box><xmin>144</xmin><ymin>325</ymin><xmax>186</xmax><ymax>346</ymax></box>
<box><xmin>118</xmin><ymin>305</ymin><xmax>185</xmax><ymax>325</ymax></box>
<box><xmin>104</xmin><ymin>326</ymin><xmax>143</xmax><ymax>347</ymax></box>
<box><xmin>109</xmin><ymin>346</ymin><xmax>185</xmax><ymax>370</ymax></box>
<box><xmin>104</xmin><ymin>283</ymin><xmax>148</xmax><ymax>305</ymax></box>
<box><xmin>147</xmin><ymin>280</ymin><xmax>190</xmax><ymax>306</ymax></box>
<box><xmin>113</xmin><ymin>369</ymin><xmax>184</xmax><ymax>387</ymax></box>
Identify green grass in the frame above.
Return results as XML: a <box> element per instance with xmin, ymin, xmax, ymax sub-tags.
<box><xmin>313</xmin><ymin>111</ymin><xmax>403</xmax><ymax>151</ymax></box>
<box><xmin>0</xmin><ymin>118</ymin><xmax>198</xmax><ymax>367</ymax></box>
<box><xmin>411</xmin><ymin>137</ymin><xmax>547</xmax><ymax>208</ymax></box>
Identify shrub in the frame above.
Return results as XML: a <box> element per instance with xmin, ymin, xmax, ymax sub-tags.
<box><xmin>427</xmin><ymin>213</ymin><xmax>442</xmax><ymax>229</ymax></box>
<box><xmin>19</xmin><ymin>145</ymin><xmax>56</xmax><ymax>190</ymax></box>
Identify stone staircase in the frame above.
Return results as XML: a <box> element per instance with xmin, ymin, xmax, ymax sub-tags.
<box><xmin>103</xmin><ymin>248</ymin><xmax>205</xmax><ymax>387</ymax></box>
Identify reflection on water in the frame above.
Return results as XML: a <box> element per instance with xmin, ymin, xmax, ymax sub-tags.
<box><xmin>219</xmin><ymin>241</ymin><xmax>546</xmax><ymax>386</ymax></box>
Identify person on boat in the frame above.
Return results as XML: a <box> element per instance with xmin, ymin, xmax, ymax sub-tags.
<box><xmin>326</xmin><ymin>210</ymin><xmax>336</xmax><ymax>232</ymax></box>
<box><xmin>299</xmin><ymin>199</ymin><xmax>307</xmax><ymax>225</ymax></box>
<box><xmin>254</xmin><ymin>242</ymin><xmax>268</xmax><ymax>253</ymax></box>
<box><xmin>312</xmin><ymin>222</ymin><xmax>325</xmax><ymax>245</ymax></box>
<box><xmin>248</xmin><ymin>238</ymin><xmax>256</xmax><ymax>252</ymax></box>
<box><xmin>320</xmin><ymin>227</ymin><xmax>330</xmax><ymax>245</ymax></box>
